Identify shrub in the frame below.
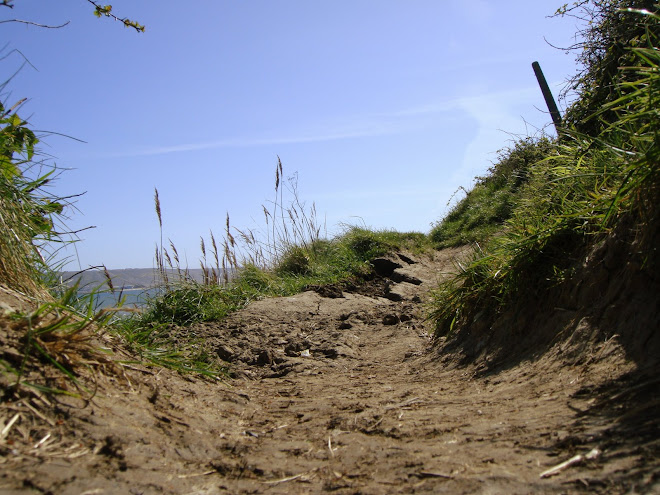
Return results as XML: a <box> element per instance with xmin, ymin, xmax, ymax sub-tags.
<box><xmin>559</xmin><ymin>0</ymin><xmax>660</xmax><ymax>134</ymax></box>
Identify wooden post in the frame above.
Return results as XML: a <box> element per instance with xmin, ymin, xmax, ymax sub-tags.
<box><xmin>532</xmin><ymin>61</ymin><xmax>562</xmax><ymax>135</ymax></box>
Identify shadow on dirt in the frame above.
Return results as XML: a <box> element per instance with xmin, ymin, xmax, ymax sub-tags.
<box><xmin>553</xmin><ymin>367</ymin><xmax>660</xmax><ymax>493</ymax></box>
<box><xmin>434</xmin><ymin>214</ymin><xmax>660</xmax><ymax>376</ymax></box>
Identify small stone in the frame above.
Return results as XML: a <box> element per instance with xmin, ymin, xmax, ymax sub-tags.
<box><xmin>216</xmin><ymin>344</ymin><xmax>235</xmax><ymax>362</ymax></box>
<box><xmin>318</xmin><ymin>346</ymin><xmax>339</xmax><ymax>359</ymax></box>
<box><xmin>285</xmin><ymin>339</ymin><xmax>312</xmax><ymax>356</ymax></box>
<box><xmin>397</xmin><ymin>253</ymin><xmax>416</xmax><ymax>264</ymax></box>
<box><xmin>255</xmin><ymin>349</ymin><xmax>274</xmax><ymax>365</ymax></box>
<box><xmin>385</xmin><ymin>292</ymin><xmax>403</xmax><ymax>302</ymax></box>
<box><xmin>382</xmin><ymin>314</ymin><xmax>400</xmax><ymax>326</ymax></box>
<box><xmin>390</xmin><ymin>271</ymin><xmax>422</xmax><ymax>285</ymax></box>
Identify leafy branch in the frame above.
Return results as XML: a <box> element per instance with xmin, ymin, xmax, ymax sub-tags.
<box><xmin>0</xmin><ymin>0</ymin><xmax>144</xmax><ymax>32</ymax></box>
<box><xmin>86</xmin><ymin>0</ymin><xmax>145</xmax><ymax>32</ymax></box>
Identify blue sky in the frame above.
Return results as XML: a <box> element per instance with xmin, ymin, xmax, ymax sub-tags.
<box><xmin>3</xmin><ymin>1</ymin><xmax>580</xmax><ymax>269</ymax></box>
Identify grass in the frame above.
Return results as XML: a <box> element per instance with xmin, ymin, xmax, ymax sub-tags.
<box><xmin>430</xmin><ymin>137</ymin><xmax>557</xmax><ymax>248</ymax></box>
<box><xmin>1</xmin><ymin>285</ymin><xmax>121</xmax><ymax>398</ymax></box>
<box><xmin>6</xmin><ymin>4</ymin><xmax>656</xmax><ymax>388</ymax></box>
<box><xmin>0</xmin><ymin>100</ymin><xmax>65</xmax><ymax>297</ymax></box>
<box><xmin>0</xmin><ymin>79</ymin><xmax>117</xmax><ymax>396</ymax></box>
<box><xmin>428</xmin><ymin>7</ymin><xmax>660</xmax><ymax>338</ymax></box>
<box><xmin>111</xmin><ymin>162</ymin><xmax>431</xmax><ymax>372</ymax></box>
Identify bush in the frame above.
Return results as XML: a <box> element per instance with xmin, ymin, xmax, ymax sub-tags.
<box><xmin>559</xmin><ymin>0</ymin><xmax>660</xmax><ymax>134</ymax></box>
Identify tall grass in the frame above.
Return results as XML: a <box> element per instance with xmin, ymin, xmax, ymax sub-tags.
<box><xmin>111</xmin><ymin>160</ymin><xmax>430</xmax><ymax>373</ymax></box>
<box><xmin>125</xmin><ymin>161</ymin><xmax>430</xmax><ymax>330</ymax></box>
<box><xmin>151</xmin><ymin>159</ymin><xmax>324</xmax><ymax>287</ymax></box>
<box><xmin>0</xmin><ymin>98</ymin><xmax>66</xmax><ymax>297</ymax></box>
<box><xmin>1</xmin><ymin>286</ymin><xmax>123</xmax><ymax>397</ymax></box>
<box><xmin>429</xmin><ymin>7</ymin><xmax>660</xmax><ymax>337</ymax></box>
<box><xmin>0</xmin><ymin>68</ymin><xmax>132</xmax><ymax>394</ymax></box>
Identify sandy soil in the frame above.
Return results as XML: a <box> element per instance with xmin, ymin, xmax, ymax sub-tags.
<box><xmin>1</xmin><ymin>247</ymin><xmax>658</xmax><ymax>494</ymax></box>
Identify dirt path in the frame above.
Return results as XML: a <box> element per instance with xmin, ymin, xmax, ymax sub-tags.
<box><xmin>1</xmin><ymin>248</ymin><xmax>657</xmax><ymax>494</ymax></box>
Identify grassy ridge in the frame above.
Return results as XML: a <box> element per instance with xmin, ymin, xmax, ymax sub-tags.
<box><xmin>430</xmin><ymin>137</ymin><xmax>557</xmax><ymax>248</ymax></box>
<box><xmin>139</xmin><ymin>227</ymin><xmax>429</xmax><ymax>327</ymax></box>
<box><xmin>113</xmin><ymin>226</ymin><xmax>429</xmax><ymax>374</ymax></box>
<box><xmin>428</xmin><ymin>4</ymin><xmax>660</xmax><ymax>338</ymax></box>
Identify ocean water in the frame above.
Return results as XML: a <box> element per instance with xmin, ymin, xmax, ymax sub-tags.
<box><xmin>85</xmin><ymin>288</ymin><xmax>161</xmax><ymax>311</ymax></box>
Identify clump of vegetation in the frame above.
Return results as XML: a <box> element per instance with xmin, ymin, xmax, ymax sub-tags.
<box><xmin>558</xmin><ymin>0</ymin><xmax>659</xmax><ymax>135</ymax></box>
<box><xmin>0</xmin><ymin>98</ymin><xmax>64</xmax><ymax>296</ymax></box>
<box><xmin>430</xmin><ymin>137</ymin><xmax>557</xmax><ymax>247</ymax></box>
<box><xmin>1</xmin><ymin>287</ymin><xmax>120</xmax><ymax>397</ymax></box>
<box><xmin>0</xmin><ymin>83</ymin><xmax>133</xmax><ymax>393</ymax></box>
<box><xmin>429</xmin><ymin>2</ymin><xmax>660</xmax><ymax>337</ymax></box>
<box><xmin>125</xmin><ymin>173</ymin><xmax>430</xmax><ymax>331</ymax></box>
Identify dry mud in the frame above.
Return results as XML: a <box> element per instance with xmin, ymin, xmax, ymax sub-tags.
<box><xmin>1</xmin><ymin>247</ymin><xmax>658</xmax><ymax>494</ymax></box>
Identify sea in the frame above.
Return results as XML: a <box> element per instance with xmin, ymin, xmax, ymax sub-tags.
<box><xmin>84</xmin><ymin>287</ymin><xmax>161</xmax><ymax>312</ymax></box>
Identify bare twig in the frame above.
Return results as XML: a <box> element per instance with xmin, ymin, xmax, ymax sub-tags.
<box><xmin>177</xmin><ymin>470</ymin><xmax>215</xmax><ymax>479</ymax></box>
<box><xmin>32</xmin><ymin>433</ymin><xmax>51</xmax><ymax>449</ymax></box>
<box><xmin>0</xmin><ymin>413</ymin><xmax>20</xmax><ymax>439</ymax></box>
<box><xmin>384</xmin><ymin>397</ymin><xmax>424</xmax><ymax>410</ymax></box>
<box><xmin>0</xmin><ymin>19</ymin><xmax>70</xmax><ymax>28</ymax></box>
<box><xmin>261</xmin><ymin>472</ymin><xmax>311</xmax><ymax>485</ymax></box>
<box><xmin>539</xmin><ymin>448</ymin><xmax>601</xmax><ymax>478</ymax></box>
<box><xmin>24</xmin><ymin>400</ymin><xmax>55</xmax><ymax>427</ymax></box>
<box><xmin>328</xmin><ymin>436</ymin><xmax>336</xmax><ymax>457</ymax></box>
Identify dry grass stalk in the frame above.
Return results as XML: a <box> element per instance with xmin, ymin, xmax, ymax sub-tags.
<box><xmin>102</xmin><ymin>265</ymin><xmax>114</xmax><ymax>292</ymax></box>
<box><xmin>151</xmin><ymin>160</ymin><xmax>324</xmax><ymax>288</ymax></box>
<box><xmin>0</xmin><ymin>194</ymin><xmax>47</xmax><ymax>297</ymax></box>
<box><xmin>154</xmin><ymin>188</ymin><xmax>162</xmax><ymax>228</ymax></box>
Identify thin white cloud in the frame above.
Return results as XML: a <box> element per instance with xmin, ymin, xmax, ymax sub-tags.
<box><xmin>111</xmin><ymin>118</ymin><xmax>407</xmax><ymax>158</ymax></box>
<box><xmin>450</xmin><ymin>82</ymin><xmax>560</xmax><ymax>188</ymax></box>
<box><xmin>107</xmin><ymin>83</ymin><xmax>550</xmax><ymax>159</ymax></box>
<box><xmin>379</xmin><ymin>81</ymin><xmax>551</xmax><ymax>120</ymax></box>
